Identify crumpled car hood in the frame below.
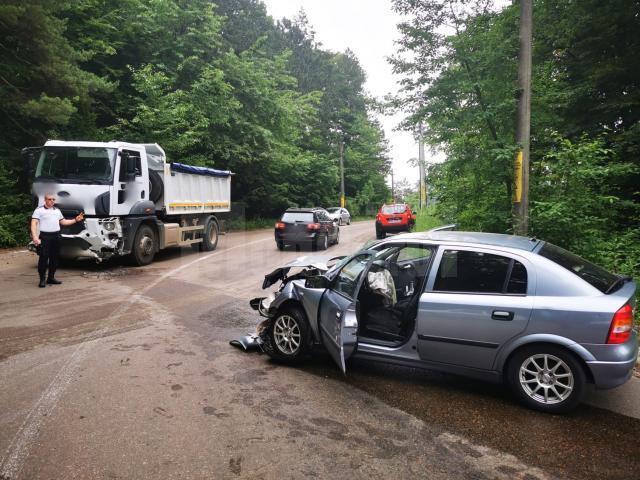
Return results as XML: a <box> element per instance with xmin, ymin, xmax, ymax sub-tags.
<box><xmin>261</xmin><ymin>255</ymin><xmax>335</xmax><ymax>289</ymax></box>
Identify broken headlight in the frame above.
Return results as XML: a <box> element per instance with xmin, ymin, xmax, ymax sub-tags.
<box><xmin>102</xmin><ymin>221</ymin><xmax>116</xmax><ymax>231</ymax></box>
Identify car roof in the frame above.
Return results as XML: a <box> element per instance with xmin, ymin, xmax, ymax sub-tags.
<box><xmin>390</xmin><ymin>230</ymin><xmax>542</xmax><ymax>252</ymax></box>
<box><xmin>285</xmin><ymin>207</ymin><xmax>324</xmax><ymax>213</ymax></box>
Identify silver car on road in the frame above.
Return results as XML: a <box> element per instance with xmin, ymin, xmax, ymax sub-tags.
<box><xmin>252</xmin><ymin>230</ymin><xmax>637</xmax><ymax>413</ymax></box>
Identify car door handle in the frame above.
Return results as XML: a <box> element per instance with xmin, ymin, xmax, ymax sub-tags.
<box><xmin>492</xmin><ymin>310</ymin><xmax>514</xmax><ymax>321</ymax></box>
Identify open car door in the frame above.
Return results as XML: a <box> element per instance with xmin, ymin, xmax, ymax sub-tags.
<box><xmin>318</xmin><ymin>251</ymin><xmax>375</xmax><ymax>373</ymax></box>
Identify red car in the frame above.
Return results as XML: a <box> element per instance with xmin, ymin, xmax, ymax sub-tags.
<box><xmin>375</xmin><ymin>203</ymin><xmax>416</xmax><ymax>238</ymax></box>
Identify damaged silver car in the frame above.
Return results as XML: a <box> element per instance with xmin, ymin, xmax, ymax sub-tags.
<box><xmin>250</xmin><ymin>231</ymin><xmax>637</xmax><ymax>413</ymax></box>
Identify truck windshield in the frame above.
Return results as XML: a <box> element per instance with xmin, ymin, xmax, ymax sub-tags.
<box><xmin>35</xmin><ymin>147</ymin><xmax>117</xmax><ymax>184</ymax></box>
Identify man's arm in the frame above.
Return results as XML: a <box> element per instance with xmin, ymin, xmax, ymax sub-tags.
<box><xmin>59</xmin><ymin>212</ymin><xmax>84</xmax><ymax>227</ymax></box>
<box><xmin>30</xmin><ymin>218</ymin><xmax>41</xmax><ymax>246</ymax></box>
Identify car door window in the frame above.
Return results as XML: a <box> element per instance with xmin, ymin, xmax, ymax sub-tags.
<box><xmin>333</xmin><ymin>254</ymin><xmax>370</xmax><ymax>299</ymax></box>
<box><xmin>433</xmin><ymin>250</ymin><xmax>528</xmax><ymax>294</ymax></box>
<box><xmin>397</xmin><ymin>246</ymin><xmax>433</xmax><ymax>262</ymax></box>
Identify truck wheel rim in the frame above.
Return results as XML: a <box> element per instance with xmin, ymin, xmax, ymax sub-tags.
<box><xmin>140</xmin><ymin>235</ymin><xmax>153</xmax><ymax>256</ymax></box>
<box><xmin>274</xmin><ymin>315</ymin><xmax>300</xmax><ymax>355</ymax></box>
<box><xmin>519</xmin><ymin>354</ymin><xmax>574</xmax><ymax>404</ymax></box>
<box><xmin>209</xmin><ymin>223</ymin><xmax>217</xmax><ymax>243</ymax></box>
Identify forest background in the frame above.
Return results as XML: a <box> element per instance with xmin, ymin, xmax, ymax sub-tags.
<box><xmin>0</xmin><ymin>0</ymin><xmax>638</xmax><ymax>282</ymax></box>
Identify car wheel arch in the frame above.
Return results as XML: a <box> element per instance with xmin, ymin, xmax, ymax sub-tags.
<box><xmin>500</xmin><ymin>339</ymin><xmax>595</xmax><ymax>385</ymax></box>
<box><xmin>272</xmin><ymin>299</ymin><xmax>319</xmax><ymax>342</ymax></box>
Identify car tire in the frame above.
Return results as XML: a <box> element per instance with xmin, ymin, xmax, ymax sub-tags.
<box><xmin>131</xmin><ymin>224</ymin><xmax>156</xmax><ymax>266</ymax></box>
<box><xmin>507</xmin><ymin>345</ymin><xmax>586</xmax><ymax>413</ymax></box>
<box><xmin>347</xmin><ymin>218</ymin><xmax>351</xmax><ymax>225</ymax></box>
<box><xmin>316</xmin><ymin>234</ymin><xmax>328</xmax><ymax>250</ymax></box>
<box><xmin>375</xmin><ymin>224</ymin><xmax>385</xmax><ymax>239</ymax></box>
<box><xmin>338</xmin><ymin>218</ymin><xmax>343</xmax><ymax>226</ymax></box>
<box><xmin>276</xmin><ymin>240</ymin><xmax>285</xmax><ymax>251</ymax></box>
<box><xmin>334</xmin><ymin>227</ymin><xmax>340</xmax><ymax>245</ymax></box>
<box><xmin>263</xmin><ymin>306</ymin><xmax>312</xmax><ymax>362</ymax></box>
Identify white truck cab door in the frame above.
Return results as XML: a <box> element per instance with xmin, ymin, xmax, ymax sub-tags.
<box><xmin>112</xmin><ymin>148</ymin><xmax>148</xmax><ymax>215</ymax></box>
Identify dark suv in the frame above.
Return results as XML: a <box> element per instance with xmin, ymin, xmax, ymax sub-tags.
<box><xmin>375</xmin><ymin>203</ymin><xmax>416</xmax><ymax>239</ymax></box>
<box><xmin>274</xmin><ymin>208</ymin><xmax>340</xmax><ymax>250</ymax></box>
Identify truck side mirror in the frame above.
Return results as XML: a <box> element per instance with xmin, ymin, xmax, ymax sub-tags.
<box><xmin>119</xmin><ymin>152</ymin><xmax>139</xmax><ymax>182</ymax></box>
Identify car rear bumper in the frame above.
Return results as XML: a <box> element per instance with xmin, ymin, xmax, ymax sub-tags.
<box><xmin>377</xmin><ymin>221</ymin><xmax>411</xmax><ymax>233</ymax></box>
<box><xmin>583</xmin><ymin>332</ymin><xmax>639</xmax><ymax>389</ymax></box>
<box><xmin>275</xmin><ymin>231</ymin><xmax>318</xmax><ymax>244</ymax></box>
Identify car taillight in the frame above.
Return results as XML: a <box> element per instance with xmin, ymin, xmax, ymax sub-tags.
<box><xmin>307</xmin><ymin>223</ymin><xmax>321</xmax><ymax>231</ymax></box>
<box><xmin>607</xmin><ymin>304</ymin><xmax>634</xmax><ymax>344</ymax></box>
<box><xmin>275</xmin><ymin>222</ymin><xmax>286</xmax><ymax>229</ymax></box>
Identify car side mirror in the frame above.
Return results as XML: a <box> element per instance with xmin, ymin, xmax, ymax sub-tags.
<box><xmin>305</xmin><ymin>275</ymin><xmax>330</xmax><ymax>289</ymax></box>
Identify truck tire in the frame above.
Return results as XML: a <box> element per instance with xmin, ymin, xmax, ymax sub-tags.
<box><xmin>131</xmin><ymin>224</ymin><xmax>156</xmax><ymax>266</ymax></box>
<box><xmin>148</xmin><ymin>169</ymin><xmax>164</xmax><ymax>203</ymax></box>
<box><xmin>199</xmin><ymin>217</ymin><xmax>219</xmax><ymax>251</ymax></box>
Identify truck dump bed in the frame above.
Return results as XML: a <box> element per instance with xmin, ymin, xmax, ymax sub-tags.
<box><xmin>162</xmin><ymin>162</ymin><xmax>231</xmax><ymax>215</ymax></box>
<box><xmin>143</xmin><ymin>144</ymin><xmax>232</xmax><ymax>216</ymax></box>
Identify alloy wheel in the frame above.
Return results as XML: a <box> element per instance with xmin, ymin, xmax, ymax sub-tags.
<box><xmin>519</xmin><ymin>353</ymin><xmax>574</xmax><ymax>405</ymax></box>
<box><xmin>273</xmin><ymin>314</ymin><xmax>301</xmax><ymax>355</ymax></box>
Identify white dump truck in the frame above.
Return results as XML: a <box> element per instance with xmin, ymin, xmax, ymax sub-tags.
<box><xmin>25</xmin><ymin>140</ymin><xmax>232</xmax><ymax>265</ymax></box>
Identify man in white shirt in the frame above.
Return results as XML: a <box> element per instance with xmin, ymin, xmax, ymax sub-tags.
<box><xmin>30</xmin><ymin>193</ymin><xmax>84</xmax><ymax>288</ymax></box>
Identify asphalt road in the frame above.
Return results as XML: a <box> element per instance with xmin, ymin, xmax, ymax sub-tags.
<box><xmin>1</xmin><ymin>221</ymin><xmax>639</xmax><ymax>480</ymax></box>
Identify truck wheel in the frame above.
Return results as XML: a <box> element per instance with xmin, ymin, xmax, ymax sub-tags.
<box><xmin>132</xmin><ymin>224</ymin><xmax>156</xmax><ymax>266</ymax></box>
<box><xmin>148</xmin><ymin>170</ymin><xmax>164</xmax><ymax>203</ymax></box>
<box><xmin>199</xmin><ymin>218</ymin><xmax>219</xmax><ymax>251</ymax></box>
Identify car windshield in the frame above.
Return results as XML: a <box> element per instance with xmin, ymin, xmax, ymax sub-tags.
<box><xmin>35</xmin><ymin>147</ymin><xmax>117</xmax><ymax>184</ymax></box>
<box><xmin>281</xmin><ymin>212</ymin><xmax>314</xmax><ymax>223</ymax></box>
<box><xmin>538</xmin><ymin>242</ymin><xmax>619</xmax><ymax>293</ymax></box>
<box><xmin>326</xmin><ymin>208</ymin><xmax>340</xmax><ymax>213</ymax></box>
<box><xmin>381</xmin><ymin>204</ymin><xmax>406</xmax><ymax>214</ymax></box>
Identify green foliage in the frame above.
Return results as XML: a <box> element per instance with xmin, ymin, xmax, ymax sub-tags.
<box><xmin>392</xmin><ymin>0</ymin><xmax>640</xmax><ymax>279</ymax></box>
<box><xmin>0</xmin><ymin>0</ymin><xmax>389</xmax><ymax>246</ymax></box>
<box><xmin>414</xmin><ymin>206</ymin><xmax>444</xmax><ymax>232</ymax></box>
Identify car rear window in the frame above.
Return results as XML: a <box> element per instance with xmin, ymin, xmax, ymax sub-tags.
<box><xmin>326</xmin><ymin>208</ymin><xmax>339</xmax><ymax>213</ymax></box>
<box><xmin>381</xmin><ymin>205</ymin><xmax>406</xmax><ymax>215</ymax></box>
<box><xmin>538</xmin><ymin>242</ymin><xmax>618</xmax><ymax>293</ymax></box>
<box><xmin>281</xmin><ymin>212</ymin><xmax>314</xmax><ymax>223</ymax></box>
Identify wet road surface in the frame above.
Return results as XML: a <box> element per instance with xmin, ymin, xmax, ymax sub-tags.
<box><xmin>0</xmin><ymin>222</ymin><xmax>638</xmax><ymax>479</ymax></box>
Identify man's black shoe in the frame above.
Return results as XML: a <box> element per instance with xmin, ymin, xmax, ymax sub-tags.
<box><xmin>46</xmin><ymin>278</ymin><xmax>62</xmax><ymax>285</ymax></box>
<box><xmin>39</xmin><ymin>279</ymin><xmax>46</xmax><ymax>288</ymax></box>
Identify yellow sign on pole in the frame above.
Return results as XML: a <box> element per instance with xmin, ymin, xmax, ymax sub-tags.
<box><xmin>420</xmin><ymin>184</ymin><xmax>426</xmax><ymax>207</ymax></box>
<box><xmin>340</xmin><ymin>195</ymin><xmax>345</xmax><ymax>208</ymax></box>
<box><xmin>514</xmin><ymin>150</ymin><xmax>523</xmax><ymax>202</ymax></box>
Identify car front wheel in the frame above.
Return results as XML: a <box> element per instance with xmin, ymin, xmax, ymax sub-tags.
<box><xmin>507</xmin><ymin>345</ymin><xmax>586</xmax><ymax>413</ymax></box>
<box><xmin>264</xmin><ymin>307</ymin><xmax>312</xmax><ymax>362</ymax></box>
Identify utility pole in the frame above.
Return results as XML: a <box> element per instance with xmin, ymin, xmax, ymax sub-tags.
<box><xmin>390</xmin><ymin>169</ymin><xmax>395</xmax><ymax>202</ymax></box>
<box><xmin>513</xmin><ymin>0</ymin><xmax>532</xmax><ymax>235</ymax></box>
<box><xmin>339</xmin><ymin>139</ymin><xmax>345</xmax><ymax>208</ymax></box>
<box><xmin>418</xmin><ymin>124</ymin><xmax>426</xmax><ymax>209</ymax></box>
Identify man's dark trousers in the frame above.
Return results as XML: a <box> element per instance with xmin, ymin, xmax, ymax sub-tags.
<box><xmin>38</xmin><ymin>232</ymin><xmax>60</xmax><ymax>281</ymax></box>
